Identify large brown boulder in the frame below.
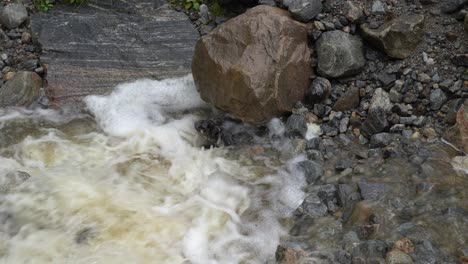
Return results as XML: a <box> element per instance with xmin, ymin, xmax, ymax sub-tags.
<box><xmin>192</xmin><ymin>5</ymin><xmax>312</xmax><ymax>124</ymax></box>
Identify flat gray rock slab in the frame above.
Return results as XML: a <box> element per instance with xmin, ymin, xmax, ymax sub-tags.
<box><xmin>31</xmin><ymin>0</ymin><xmax>199</xmax><ymax>106</ymax></box>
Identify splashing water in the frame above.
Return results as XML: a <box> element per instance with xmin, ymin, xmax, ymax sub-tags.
<box><xmin>0</xmin><ymin>75</ymin><xmax>309</xmax><ymax>264</ymax></box>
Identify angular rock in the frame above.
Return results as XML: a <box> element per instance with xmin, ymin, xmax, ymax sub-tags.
<box><xmin>358</xmin><ymin>181</ymin><xmax>391</xmax><ymax>201</ymax></box>
<box><xmin>360</xmin><ymin>15</ymin><xmax>425</xmax><ymax>59</ymax></box>
<box><xmin>0</xmin><ymin>3</ymin><xmax>28</xmax><ymax>29</ymax></box>
<box><xmin>371</xmin><ymin>0</ymin><xmax>386</xmax><ymax>15</ymax></box>
<box><xmin>429</xmin><ymin>89</ymin><xmax>447</xmax><ymax>110</ymax></box>
<box><xmin>286</xmin><ymin>114</ymin><xmax>307</xmax><ymax>138</ymax></box>
<box><xmin>0</xmin><ymin>71</ymin><xmax>42</xmax><ymax>107</ymax></box>
<box><xmin>193</xmin><ymin>6</ymin><xmax>311</xmax><ymax>124</ymax></box>
<box><xmin>305</xmin><ymin>77</ymin><xmax>331</xmax><ymax>104</ymax></box>
<box><xmin>334</xmin><ymin>87</ymin><xmax>360</xmax><ymax>111</ymax></box>
<box><xmin>370</xmin><ymin>132</ymin><xmax>392</xmax><ymax>148</ymax></box>
<box><xmin>361</xmin><ymin>107</ymin><xmax>388</xmax><ymax>137</ymax></box>
<box><xmin>301</xmin><ymin>194</ymin><xmax>328</xmax><ymax>217</ymax></box>
<box><xmin>316</xmin><ymin>31</ymin><xmax>365</xmax><ymax>78</ymax></box>
<box><xmin>343</xmin><ymin>1</ymin><xmax>365</xmax><ymax>24</ymax></box>
<box><xmin>441</xmin><ymin>0</ymin><xmax>468</xmax><ymax>14</ymax></box>
<box><xmin>32</xmin><ymin>0</ymin><xmax>199</xmax><ymax>107</ymax></box>
<box><xmin>288</xmin><ymin>0</ymin><xmax>322</xmax><ymax>22</ymax></box>
<box><xmin>297</xmin><ymin>160</ymin><xmax>323</xmax><ymax>184</ymax></box>
<box><xmin>369</xmin><ymin>88</ymin><xmax>392</xmax><ymax>114</ymax></box>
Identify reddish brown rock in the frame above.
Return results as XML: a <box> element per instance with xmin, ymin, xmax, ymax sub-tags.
<box><xmin>192</xmin><ymin>5</ymin><xmax>312</xmax><ymax>124</ymax></box>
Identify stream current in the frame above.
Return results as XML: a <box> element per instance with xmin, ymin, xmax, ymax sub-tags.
<box><xmin>0</xmin><ymin>76</ymin><xmax>313</xmax><ymax>264</ymax></box>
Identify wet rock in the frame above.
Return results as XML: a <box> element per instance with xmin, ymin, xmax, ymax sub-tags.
<box><xmin>193</xmin><ymin>6</ymin><xmax>311</xmax><ymax>124</ymax></box>
<box><xmin>360</xmin><ymin>15</ymin><xmax>425</xmax><ymax>59</ymax></box>
<box><xmin>357</xmin><ymin>181</ymin><xmax>391</xmax><ymax>201</ymax></box>
<box><xmin>0</xmin><ymin>71</ymin><xmax>42</xmax><ymax>107</ymax></box>
<box><xmin>441</xmin><ymin>0</ymin><xmax>468</xmax><ymax>14</ymax></box>
<box><xmin>370</xmin><ymin>133</ymin><xmax>392</xmax><ymax>148</ymax></box>
<box><xmin>369</xmin><ymin>88</ymin><xmax>392</xmax><ymax>114</ymax></box>
<box><xmin>301</xmin><ymin>193</ymin><xmax>328</xmax><ymax>217</ymax></box>
<box><xmin>0</xmin><ymin>171</ymin><xmax>31</xmax><ymax>193</ymax></box>
<box><xmin>316</xmin><ymin>31</ymin><xmax>365</xmax><ymax>78</ymax></box>
<box><xmin>305</xmin><ymin>77</ymin><xmax>331</xmax><ymax>105</ymax></box>
<box><xmin>288</xmin><ymin>0</ymin><xmax>322</xmax><ymax>22</ymax></box>
<box><xmin>0</xmin><ymin>212</ymin><xmax>20</xmax><ymax>236</ymax></box>
<box><xmin>337</xmin><ymin>184</ymin><xmax>362</xmax><ymax>221</ymax></box>
<box><xmin>275</xmin><ymin>245</ymin><xmax>309</xmax><ymax>264</ymax></box>
<box><xmin>21</xmin><ymin>32</ymin><xmax>31</xmax><ymax>44</ymax></box>
<box><xmin>335</xmin><ymin>159</ymin><xmax>353</xmax><ymax>172</ymax></box>
<box><xmin>343</xmin><ymin>1</ymin><xmax>365</xmax><ymax>24</ymax></box>
<box><xmin>386</xmin><ymin>250</ymin><xmax>414</xmax><ymax>264</ymax></box>
<box><xmin>306</xmin><ymin>137</ymin><xmax>322</xmax><ymax>150</ymax></box>
<box><xmin>429</xmin><ymin>89</ymin><xmax>447</xmax><ymax>110</ymax></box>
<box><xmin>361</xmin><ymin>108</ymin><xmax>389</xmax><ymax>137</ymax></box>
<box><xmin>286</xmin><ymin>114</ymin><xmax>307</xmax><ymax>138</ymax></box>
<box><xmin>0</xmin><ymin>3</ymin><xmax>28</xmax><ymax>29</ymax></box>
<box><xmin>351</xmin><ymin>240</ymin><xmax>389</xmax><ymax>261</ymax></box>
<box><xmin>444</xmin><ymin>99</ymin><xmax>465</xmax><ymax>125</ymax></box>
<box><xmin>371</xmin><ymin>0</ymin><xmax>386</xmax><ymax>15</ymax></box>
<box><xmin>334</xmin><ymin>87</ymin><xmax>360</xmax><ymax>111</ymax></box>
<box><xmin>377</xmin><ymin>72</ymin><xmax>396</xmax><ymax>87</ymax></box>
<box><xmin>297</xmin><ymin>160</ymin><xmax>323</xmax><ymax>184</ymax></box>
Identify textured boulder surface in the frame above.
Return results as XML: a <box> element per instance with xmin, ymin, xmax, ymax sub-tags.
<box><xmin>0</xmin><ymin>3</ymin><xmax>28</xmax><ymax>29</ymax></box>
<box><xmin>288</xmin><ymin>0</ymin><xmax>322</xmax><ymax>22</ymax></box>
<box><xmin>192</xmin><ymin>5</ymin><xmax>312</xmax><ymax>124</ymax></box>
<box><xmin>0</xmin><ymin>71</ymin><xmax>42</xmax><ymax>107</ymax></box>
<box><xmin>31</xmin><ymin>0</ymin><xmax>199</xmax><ymax>107</ymax></box>
<box><xmin>360</xmin><ymin>14</ymin><xmax>425</xmax><ymax>59</ymax></box>
<box><xmin>316</xmin><ymin>30</ymin><xmax>366</xmax><ymax>78</ymax></box>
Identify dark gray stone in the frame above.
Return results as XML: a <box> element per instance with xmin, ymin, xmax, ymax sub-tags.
<box><xmin>377</xmin><ymin>72</ymin><xmax>396</xmax><ymax>86</ymax></box>
<box><xmin>297</xmin><ymin>160</ymin><xmax>323</xmax><ymax>184</ymax></box>
<box><xmin>343</xmin><ymin>1</ymin><xmax>364</xmax><ymax>24</ymax></box>
<box><xmin>357</xmin><ymin>181</ymin><xmax>391</xmax><ymax>201</ymax></box>
<box><xmin>361</xmin><ymin>107</ymin><xmax>389</xmax><ymax>137</ymax></box>
<box><xmin>429</xmin><ymin>89</ymin><xmax>447</xmax><ymax>110</ymax></box>
<box><xmin>370</xmin><ymin>132</ymin><xmax>392</xmax><ymax>148</ymax></box>
<box><xmin>335</xmin><ymin>159</ymin><xmax>353</xmax><ymax>172</ymax></box>
<box><xmin>305</xmin><ymin>77</ymin><xmax>331</xmax><ymax>104</ymax></box>
<box><xmin>301</xmin><ymin>194</ymin><xmax>328</xmax><ymax>217</ymax></box>
<box><xmin>316</xmin><ymin>31</ymin><xmax>365</xmax><ymax>78</ymax></box>
<box><xmin>31</xmin><ymin>0</ymin><xmax>199</xmax><ymax>107</ymax></box>
<box><xmin>337</xmin><ymin>183</ymin><xmax>361</xmax><ymax>209</ymax></box>
<box><xmin>0</xmin><ymin>3</ymin><xmax>28</xmax><ymax>29</ymax></box>
<box><xmin>286</xmin><ymin>114</ymin><xmax>307</xmax><ymax>138</ymax></box>
<box><xmin>441</xmin><ymin>0</ymin><xmax>468</xmax><ymax>13</ymax></box>
<box><xmin>0</xmin><ymin>71</ymin><xmax>43</xmax><ymax>107</ymax></box>
<box><xmin>288</xmin><ymin>0</ymin><xmax>322</xmax><ymax>22</ymax></box>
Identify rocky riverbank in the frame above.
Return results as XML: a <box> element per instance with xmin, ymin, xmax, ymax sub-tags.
<box><xmin>1</xmin><ymin>0</ymin><xmax>467</xmax><ymax>263</ymax></box>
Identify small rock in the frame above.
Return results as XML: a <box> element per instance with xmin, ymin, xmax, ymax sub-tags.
<box><xmin>343</xmin><ymin>1</ymin><xmax>365</xmax><ymax>24</ymax></box>
<box><xmin>377</xmin><ymin>72</ymin><xmax>397</xmax><ymax>86</ymax></box>
<box><xmin>370</xmin><ymin>132</ymin><xmax>392</xmax><ymax>148</ymax></box>
<box><xmin>316</xmin><ymin>31</ymin><xmax>366</xmax><ymax>78</ymax></box>
<box><xmin>439</xmin><ymin>79</ymin><xmax>454</xmax><ymax>89</ymax></box>
<box><xmin>422</xmin><ymin>127</ymin><xmax>437</xmax><ymax>139</ymax></box>
<box><xmin>20</xmin><ymin>32</ymin><xmax>31</xmax><ymax>44</ymax></box>
<box><xmin>340</xmin><ymin>117</ymin><xmax>350</xmax><ymax>133</ymax></box>
<box><xmin>361</xmin><ymin>108</ymin><xmax>389</xmax><ymax>137</ymax></box>
<box><xmin>417</xmin><ymin>73</ymin><xmax>431</xmax><ymax>83</ymax></box>
<box><xmin>0</xmin><ymin>3</ymin><xmax>28</xmax><ymax>29</ymax></box>
<box><xmin>429</xmin><ymin>89</ymin><xmax>447</xmax><ymax>110</ymax></box>
<box><xmin>297</xmin><ymin>160</ymin><xmax>323</xmax><ymax>184</ymax></box>
<box><xmin>386</xmin><ymin>250</ymin><xmax>414</xmax><ymax>264</ymax></box>
<box><xmin>305</xmin><ymin>77</ymin><xmax>331</xmax><ymax>104</ymax></box>
<box><xmin>358</xmin><ymin>181</ymin><xmax>391</xmax><ymax>201</ymax></box>
<box><xmin>360</xmin><ymin>15</ymin><xmax>425</xmax><ymax>59</ymax></box>
<box><xmin>393</xmin><ymin>238</ymin><xmax>415</xmax><ymax>254</ymax></box>
<box><xmin>371</xmin><ymin>0</ymin><xmax>386</xmax><ymax>14</ymax></box>
<box><xmin>3</xmin><ymin>71</ymin><xmax>15</xmax><ymax>81</ymax></box>
<box><xmin>0</xmin><ymin>71</ymin><xmax>43</xmax><ymax>107</ymax></box>
<box><xmin>441</xmin><ymin>0</ymin><xmax>468</xmax><ymax>14</ymax></box>
<box><xmin>288</xmin><ymin>0</ymin><xmax>322</xmax><ymax>22</ymax></box>
<box><xmin>301</xmin><ymin>194</ymin><xmax>328</xmax><ymax>217</ymax></box>
<box><xmin>369</xmin><ymin>88</ymin><xmax>392</xmax><ymax>114</ymax></box>
<box><xmin>334</xmin><ymin>87</ymin><xmax>360</xmax><ymax>111</ymax></box>
<box><xmin>335</xmin><ymin>159</ymin><xmax>353</xmax><ymax>172</ymax></box>
<box><xmin>286</xmin><ymin>114</ymin><xmax>307</xmax><ymax>138</ymax></box>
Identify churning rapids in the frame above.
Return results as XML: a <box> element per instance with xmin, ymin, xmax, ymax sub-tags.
<box><xmin>0</xmin><ymin>75</ymin><xmax>318</xmax><ymax>264</ymax></box>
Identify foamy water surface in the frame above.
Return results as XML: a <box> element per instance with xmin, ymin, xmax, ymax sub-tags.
<box><xmin>0</xmin><ymin>76</ymin><xmax>310</xmax><ymax>264</ymax></box>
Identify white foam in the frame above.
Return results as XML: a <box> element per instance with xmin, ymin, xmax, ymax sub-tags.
<box><xmin>0</xmin><ymin>75</ymin><xmax>306</xmax><ymax>264</ymax></box>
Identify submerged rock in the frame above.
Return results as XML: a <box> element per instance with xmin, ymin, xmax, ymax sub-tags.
<box><xmin>192</xmin><ymin>6</ymin><xmax>311</xmax><ymax>124</ymax></box>
<box><xmin>0</xmin><ymin>3</ymin><xmax>28</xmax><ymax>29</ymax></box>
<box><xmin>360</xmin><ymin>15</ymin><xmax>425</xmax><ymax>59</ymax></box>
<box><xmin>0</xmin><ymin>71</ymin><xmax>42</xmax><ymax>107</ymax></box>
<box><xmin>316</xmin><ymin>31</ymin><xmax>366</xmax><ymax>78</ymax></box>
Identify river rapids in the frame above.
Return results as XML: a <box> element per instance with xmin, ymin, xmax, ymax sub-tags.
<box><xmin>0</xmin><ymin>76</ymin><xmax>316</xmax><ymax>264</ymax></box>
